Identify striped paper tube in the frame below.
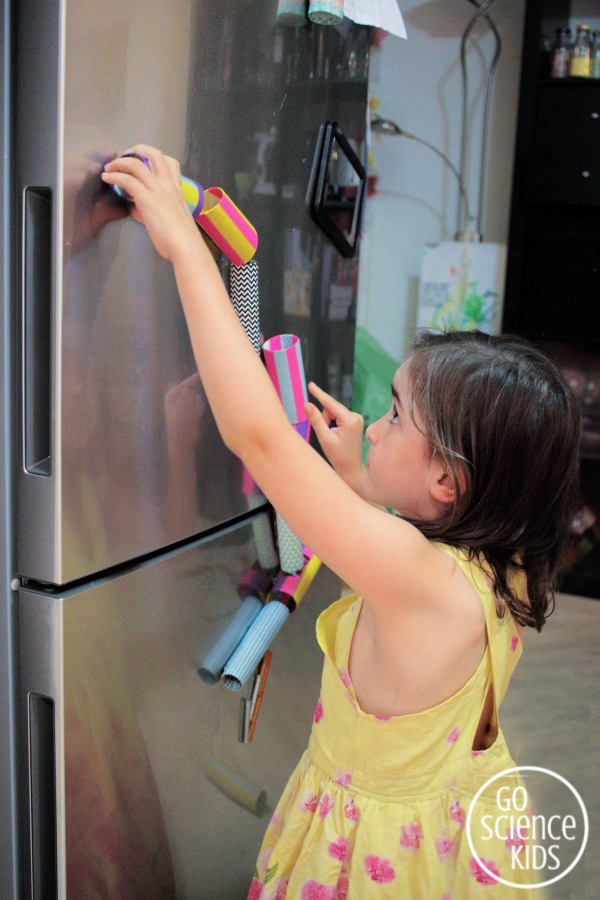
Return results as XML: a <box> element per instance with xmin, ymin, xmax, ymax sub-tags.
<box><xmin>223</xmin><ymin>601</ymin><xmax>289</xmax><ymax>691</ymax></box>
<box><xmin>221</xmin><ymin>551</ymin><xmax>321</xmax><ymax>692</ymax></box>
<box><xmin>270</xmin><ymin>549</ymin><xmax>322</xmax><ymax>611</ymax></box>
<box><xmin>198</xmin><ymin>595</ymin><xmax>262</xmax><ymax>685</ymax></box>
<box><xmin>262</xmin><ymin>334</ymin><xmax>308</xmax><ymax>425</ymax></box>
<box><xmin>263</xmin><ymin>335</ymin><xmax>310</xmax><ymax>572</ymax></box>
<box><xmin>229</xmin><ymin>260</ymin><xmax>261</xmax><ymax>354</ymax></box>
<box><xmin>308</xmin><ymin>0</ymin><xmax>343</xmax><ymax>25</ymax></box>
<box><xmin>197</xmin><ymin>187</ymin><xmax>258</xmax><ymax>266</ymax></box>
<box><xmin>197</xmin><ymin>562</ymin><xmax>275</xmax><ymax>683</ymax></box>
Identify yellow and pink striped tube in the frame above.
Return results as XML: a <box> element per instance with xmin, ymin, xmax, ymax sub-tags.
<box><xmin>111</xmin><ymin>153</ymin><xmax>258</xmax><ymax>265</ymax></box>
<box><xmin>197</xmin><ymin>187</ymin><xmax>258</xmax><ymax>266</ymax></box>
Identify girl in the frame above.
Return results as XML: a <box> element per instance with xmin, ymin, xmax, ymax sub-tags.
<box><xmin>102</xmin><ymin>148</ymin><xmax>581</xmax><ymax>899</ymax></box>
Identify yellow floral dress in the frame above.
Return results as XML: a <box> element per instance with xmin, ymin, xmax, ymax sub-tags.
<box><xmin>249</xmin><ymin>544</ymin><xmax>543</xmax><ymax>899</ymax></box>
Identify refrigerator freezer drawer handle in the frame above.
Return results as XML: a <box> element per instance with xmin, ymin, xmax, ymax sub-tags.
<box><xmin>22</xmin><ymin>186</ymin><xmax>53</xmax><ymax>476</ymax></box>
<box><xmin>28</xmin><ymin>693</ymin><xmax>59</xmax><ymax>896</ymax></box>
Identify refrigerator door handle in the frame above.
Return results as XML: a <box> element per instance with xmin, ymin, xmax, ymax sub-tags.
<box><xmin>28</xmin><ymin>693</ymin><xmax>58</xmax><ymax>898</ymax></box>
<box><xmin>22</xmin><ymin>186</ymin><xmax>53</xmax><ymax>476</ymax></box>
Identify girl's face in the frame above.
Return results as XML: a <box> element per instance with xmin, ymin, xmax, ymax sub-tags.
<box><xmin>364</xmin><ymin>362</ymin><xmax>444</xmax><ymax>519</ymax></box>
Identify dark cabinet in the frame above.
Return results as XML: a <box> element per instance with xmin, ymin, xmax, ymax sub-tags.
<box><xmin>503</xmin><ymin>1</ymin><xmax>600</xmax><ymax>596</ymax></box>
<box><xmin>529</xmin><ymin>82</ymin><xmax>600</xmax><ymax>204</ymax></box>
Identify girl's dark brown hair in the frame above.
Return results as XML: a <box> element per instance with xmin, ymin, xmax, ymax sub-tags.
<box><xmin>405</xmin><ymin>330</ymin><xmax>581</xmax><ymax>631</ymax></box>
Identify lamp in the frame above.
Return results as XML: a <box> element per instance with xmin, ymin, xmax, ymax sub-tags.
<box><xmin>370</xmin><ymin>118</ymin><xmax>475</xmax><ymax>241</ymax></box>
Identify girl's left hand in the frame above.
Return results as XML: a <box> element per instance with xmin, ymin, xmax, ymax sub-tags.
<box><xmin>304</xmin><ymin>382</ymin><xmax>368</xmax><ymax>497</ymax></box>
<box><xmin>101</xmin><ymin>145</ymin><xmax>202</xmax><ymax>264</ymax></box>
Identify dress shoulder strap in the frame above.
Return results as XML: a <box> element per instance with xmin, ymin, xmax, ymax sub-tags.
<box><xmin>430</xmin><ymin>542</ymin><xmax>523</xmax><ymax>711</ymax></box>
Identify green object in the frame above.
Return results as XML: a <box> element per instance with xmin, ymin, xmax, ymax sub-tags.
<box><xmin>351</xmin><ymin>327</ymin><xmax>399</xmax><ymax>461</ymax></box>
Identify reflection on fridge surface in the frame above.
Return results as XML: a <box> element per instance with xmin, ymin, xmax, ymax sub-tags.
<box><xmin>19</xmin><ymin>517</ymin><xmax>339</xmax><ymax>898</ymax></box>
<box><xmin>11</xmin><ymin>0</ymin><xmax>368</xmax><ymax>896</ymax></box>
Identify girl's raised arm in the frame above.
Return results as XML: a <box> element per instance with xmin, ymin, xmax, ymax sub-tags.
<box><xmin>102</xmin><ymin>147</ymin><xmax>442</xmax><ymax>616</ymax></box>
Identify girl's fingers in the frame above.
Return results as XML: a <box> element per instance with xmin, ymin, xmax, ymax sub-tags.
<box><xmin>123</xmin><ymin>144</ymin><xmax>181</xmax><ymax>186</ymax></box>
<box><xmin>308</xmin><ymin>381</ymin><xmax>347</xmax><ymax>420</ymax></box>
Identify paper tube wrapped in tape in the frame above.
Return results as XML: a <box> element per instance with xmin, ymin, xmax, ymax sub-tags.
<box><xmin>111</xmin><ymin>153</ymin><xmax>258</xmax><ymax>265</ymax></box>
<box><xmin>202</xmin><ymin>757</ymin><xmax>268</xmax><ymax>817</ymax></box>
<box><xmin>230</xmin><ymin>260</ymin><xmax>262</xmax><ymax>354</ymax></box>
<box><xmin>262</xmin><ymin>333</ymin><xmax>309</xmax><ymax>425</ymax></box>
<box><xmin>308</xmin><ymin>0</ymin><xmax>344</xmax><ymax>25</ymax></box>
<box><xmin>198</xmin><ymin>187</ymin><xmax>258</xmax><ymax>266</ymax></box>
<box><xmin>262</xmin><ymin>334</ymin><xmax>310</xmax><ymax>573</ymax></box>
<box><xmin>277</xmin><ymin>0</ymin><xmax>308</xmax><ymax>25</ymax></box>
<box><xmin>197</xmin><ymin>562</ymin><xmax>274</xmax><ymax>684</ymax></box>
<box><xmin>222</xmin><ymin>550</ymin><xmax>321</xmax><ymax>692</ymax></box>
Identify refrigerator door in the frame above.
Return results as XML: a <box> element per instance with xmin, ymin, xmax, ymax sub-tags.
<box><xmin>18</xmin><ymin>512</ymin><xmax>334</xmax><ymax>899</ymax></box>
<box><xmin>15</xmin><ymin>0</ymin><xmax>367</xmax><ymax>585</ymax></box>
<box><xmin>15</xmin><ymin>0</ymin><xmax>254</xmax><ymax>585</ymax></box>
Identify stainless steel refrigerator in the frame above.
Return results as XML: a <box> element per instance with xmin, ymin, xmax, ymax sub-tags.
<box><xmin>0</xmin><ymin>1</ymin><xmax>369</xmax><ymax>897</ymax></box>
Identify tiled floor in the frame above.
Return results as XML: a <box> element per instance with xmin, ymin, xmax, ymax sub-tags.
<box><xmin>501</xmin><ymin>591</ymin><xmax>599</xmax><ymax>900</ymax></box>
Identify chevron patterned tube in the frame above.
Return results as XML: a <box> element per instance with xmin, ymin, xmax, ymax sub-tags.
<box><xmin>229</xmin><ymin>260</ymin><xmax>261</xmax><ymax>354</ymax></box>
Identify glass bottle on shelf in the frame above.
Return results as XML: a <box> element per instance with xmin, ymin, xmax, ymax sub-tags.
<box><xmin>591</xmin><ymin>31</ymin><xmax>600</xmax><ymax>79</ymax></box>
<box><xmin>570</xmin><ymin>24</ymin><xmax>592</xmax><ymax>78</ymax></box>
<box><xmin>550</xmin><ymin>27</ymin><xmax>571</xmax><ymax>78</ymax></box>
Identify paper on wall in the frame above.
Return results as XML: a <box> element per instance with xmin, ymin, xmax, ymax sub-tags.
<box><xmin>344</xmin><ymin>0</ymin><xmax>407</xmax><ymax>39</ymax></box>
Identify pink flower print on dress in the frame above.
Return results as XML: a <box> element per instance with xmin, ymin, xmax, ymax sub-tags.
<box><xmin>298</xmin><ymin>790</ymin><xmax>318</xmax><ymax>813</ymax></box>
<box><xmin>511</xmin><ymin>634</ymin><xmax>519</xmax><ymax>652</ymax></box>
<box><xmin>375</xmin><ymin>714</ymin><xmax>391</xmax><ymax>721</ymax></box>
<box><xmin>469</xmin><ymin>857</ymin><xmax>501</xmax><ymax>885</ymax></box>
<box><xmin>300</xmin><ymin>881</ymin><xmax>334</xmax><ymax>900</ymax></box>
<box><xmin>505</xmin><ymin>824</ymin><xmax>528</xmax><ymax>856</ymax></box>
<box><xmin>328</xmin><ymin>836</ymin><xmax>352</xmax><ymax>863</ymax></box>
<box><xmin>248</xmin><ymin>877</ymin><xmax>263</xmax><ymax>900</ymax></box>
<box><xmin>435</xmin><ymin>829</ymin><xmax>456</xmax><ymax>863</ymax></box>
<box><xmin>446</xmin><ymin>727</ymin><xmax>461</xmax><ymax>744</ymax></box>
<box><xmin>319</xmin><ymin>793</ymin><xmax>334</xmax><ymax>818</ymax></box>
<box><xmin>275</xmin><ymin>879</ymin><xmax>289</xmax><ymax>900</ymax></box>
<box><xmin>441</xmin><ymin>894</ymin><xmax>452</xmax><ymax>900</ymax></box>
<box><xmin>268</xmin><ymin>810</ymin><xmax>282</xmax><ymax>829</ymax></box>
<box><xmin>340</xmin><ymin>667</ymin><xmax>351</xmax><ymax>688</ymax></box>
<box><xmin>470</xmin><ymin>750</ymin><xmax>484</xmax><ymax>757</ymax></box>
<box><xmin>449</xmin><ymin>800</ymin><xmax>466</xmax><ymax>826</ymax></box>
<box><xmin>334</xmin><ymin>870</ymin><xmax>349</xmax><ymax>900</ymax></box>
<box><xmin>343</xmin><ymin>796</ymin><xmax>361</xmax><ymax>823</ymax></box>
<box><xmin>335</xmin><ymin>768</ymin><xmax>352</xmax><ymax>788</ymax></box>
<box><xmin>400</xmin><ymin>822</ymin><xmax>424</xmax><ymax>852</ymax></box>
<box><xmin>364</xmin><ymin>855</ymin><xmax>396</xmax><ymax>884</ymax></box>
<box><xmin>313</xmin><ymin>699</ymin><xmax>324</xmax><ymax>723</ymax></box>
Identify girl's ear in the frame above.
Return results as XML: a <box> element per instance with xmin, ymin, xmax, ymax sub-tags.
<box><xmin>429</xmin><ymin>465</ymin><xmax>465</xmax><ymax>506</ymax></box>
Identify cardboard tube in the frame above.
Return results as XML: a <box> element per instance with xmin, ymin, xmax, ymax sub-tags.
<box><xmin>197</xmin><ymin>595</ymin><xmax>263</xmax><ymax>684</ymax></box>
<box><xmin>308</xmin><ymin>0</ymin><xmax>343</xmax><ymax>25</ymax></box>
<box><xmin>275</xmin><ymin>514</ymin><xmax>305</xmax><ymax>574</ymax></box>
<box><xmin>229</xmin><ymin>260</ymin><xmax>261</xmax><ymax>354</ymax></box>
<box><xmin>277</xmin><ymin>0</ymin><xmax>307</xmax><ymax>25</ymax></box>
<box><xmin>202</xmin><ymin>757</ymin><xmax>268</xmax><ymax>817</ymax></box>
<box><xmin>262</xmin><ymin>334</ymin><xmax>308</xmax><ymax>425</ymax></box>
<box><xmin>222</xmin><ymin>602</ymin><xmax>289</xmax><ymax>692</ymax></box>
<box><xmin>111</xmin><ymin>153</ymin><xmax>257</xmax><ymax>265</ymax></box>
<box><xmin>197</xmin><ymin>187</ymin><xmax>258</xmax><ymax>265</ymax></box>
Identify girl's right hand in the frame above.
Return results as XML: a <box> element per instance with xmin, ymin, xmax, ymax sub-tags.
<box><xmin>304</xmin><ymin>382</ymin><xmax>368</xmax><ymax>497</ymax></box>
<box><xmin>101</xmin><ymin>145</ymin><xmax>204</xmax><ymax>265</ymax></box>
